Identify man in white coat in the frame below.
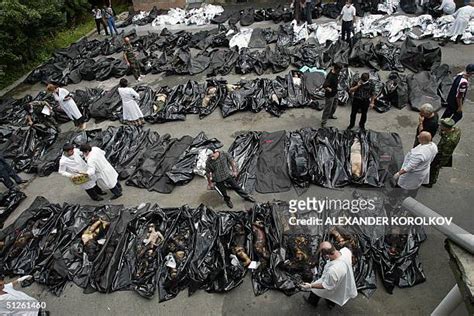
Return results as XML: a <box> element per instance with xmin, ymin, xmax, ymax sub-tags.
<box><xmin>59</xmin><ymin>143</ymin><xmax>106</xmax><ymax>201</ymax></box>
<box><xmin>448</xmin><ymin>2</ymin><xmax>474</xmax><ymax>42</ymax></box>
<box><xmin>79</xmin><ymin>144</ymin><xmax>123</xmax><ymax>200</ymax></box>
<box><xmin>394</xmin><ymin>131</ymin><xmax>438</xmax><ymax>196</ymax></box>
<box><xmin>301</xmin><ymin>241</ymin><xmax>358</xmax><ymax>309</ymax></box>
<box><xmin>118</xmin><ymin>78</ymin><xmax>145</xmax><ymax>126</ymax></box>
<box><xmin>0</xmin><ymin>275</ymin><xmax>38</xmax><ymax>316</ymax></box>
<box><xmin>47</xmin><ymin>84</ymin><xmax>86</xmax><ymax>129</ymax></box>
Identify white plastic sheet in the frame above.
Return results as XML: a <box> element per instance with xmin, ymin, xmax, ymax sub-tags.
<box><xmin>152</xmin><ymin>4</ymin><xmax>224</xmax><ymax>27</ymax></box>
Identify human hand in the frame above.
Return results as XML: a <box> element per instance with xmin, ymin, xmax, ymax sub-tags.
<box><xmin>18</xmin><ymin>275</ymin><xmax>32</xmax><ymax>282</ymax></box>
<box><xmin>393</xmin><ymin>172</ymin><xmax>400</xmax><ymax>180</ymax></box>
<box><xmin>208</xmin><ymin>183</ymin><xmax>214</xmax><ymax>190</ymax></box>
<box><xmin>232</xmin><ymin>170</ymin><xmax>238</xmax><ymax>178</ymax></box>
<box><xmin>300</xmin><ymin>282</ymin><xmax>312</xmax><ymax>289</ymax></box>
<box><xmin>326</xmin><ymin>87</ymin><xmax>332</xmax><ymax>92</ymax></box>
<box><xmin>457</xmin><ymin>108</ymin><xmax>462</xmax><ymax>113</ymax></box>
<box><xmin>370</xmin><ymin>102</ymin><xmax>375</xmax><ymax>109</ymax></box>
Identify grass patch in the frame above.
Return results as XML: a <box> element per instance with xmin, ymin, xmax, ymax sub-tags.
<box><xmin>0</xmin><ymin>4</ymin><xmax>130</xmax><ymax>92</ymax></box>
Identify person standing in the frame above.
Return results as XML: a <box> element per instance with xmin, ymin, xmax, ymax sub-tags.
<box><xmin>337</xmin><ymin>0</ymin><xmax>357</xmax><ymax>43</ymax></box>
<box><xmin>59</xmin><ymin>143</ymin><xmax>107</xmax><ymax>201</ymax></box>
<box><xmin>92</xmin><ymin>6</ymin><xmax>109</xmax><ymax>36</ymax></box>
<box><xmin>303</xmin><ymin>0</ymin><xmax>314</xmax><ymax>24</ymax></box>
<box><xmin>425</xmin><ymin>118</ymin><xmax>461</xmax><ymax>187</ymax></box>
<box><xmin>394</xmin><ymin>131</ymin><xmax>438</xmax><ymax>196</ymax></box>
<box><xmin>301</xmin><ymin>241</ymin><xmax>357</xmax><ymax>309</ymax></box>
<box><xmin>0</xmin><ymin>154</ymin><xmax>27</xmax><ymax>190</ymax></box>
<box><xmin>0</xmin><ymin>275</ymin><xmax>39</xmax><ymax>316</ymax></box>
<box><xmin>414</xmin><ymin>103</ymin><xmax>439</xmax><ymax>147</ymax></box>
<box><xmin>347</xmin><ymin>72</ymin><xmax>376</xmax><ymax>130</ymax></box>
<box><xmin>47</xmin><ymin>84</ymin><xmax>86</xmax><ymax>130</ymax></box>
<box><xmin>80</xmin><ymin>144</ymin><xmax>123</xmax><ymax>200</ymax></box>
<box><xmin>441</xmin><ymin>64</ymin><xmax>473</xmax><ymax>123</ymax></box>
<box><xmin>104</xmin><ymin>5</ymin><xmax>118</xmax><ymax>36</ymax></box>
<box><xmin>118</xmin><ymin>78</ymin><xmax>145</xmax><ymax>126</ymax></box>
<box><xmin>321</xmin><ymin>63</ymin><xmax>342</xmax><ymax>127</ymax></box>
<box><xmin>123</xmin><ymin>37</ymin><xmax>143</xmax><ymax>81</ymax></box>
<box><xmin>205</xmin><ymin>149</ymin><xmax>255</xmax><ymax>209</ymax></box>
<box><xmin>447</xmin><ymin>3</ymin><xmax>474</xmax><ymax>42</ymax></box>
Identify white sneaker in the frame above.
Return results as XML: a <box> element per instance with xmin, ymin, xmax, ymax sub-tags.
<box><xmin>137</xmin><ymin>77</ymin><xmax>142</xmax><ymax>82</ymax></box>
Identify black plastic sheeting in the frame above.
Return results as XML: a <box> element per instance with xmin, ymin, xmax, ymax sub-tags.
<box><xmin>0</xmin><ymin>189</ymin><xmax>26</xmax><ymax>229</ymax></box>
<box><xmin>0</xmin><ymin>196</ymin><xmax>426</xmax><ymax>298</ymax></box>
<box><xmin>230</xmin><ymin>128</ymin><xmax>404</xmax><ymax>193</ymax></box>
<box><xmin>399</xmin><ymin>38</ymin><xmax>441</xmax><ymax>73</ymax></box>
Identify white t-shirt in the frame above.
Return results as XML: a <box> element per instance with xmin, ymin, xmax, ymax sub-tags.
<box><xmin>311</xmin><ymin>247</ymin><xmax>358</xmax><ymax>306</ymax></box>
<box><xmin>398</xmin><ymin>142</ymin><xmax>438</xmax><ymax>190</ymax></box>
<box><xmin>0</xmin><ymin>283</ymin><xmax>39</xmax><ymax>316</ymax></box>
<box><xmin>93</xmin><ymin>9</ymin><xmax>103</xmax><ymax>19</ymax></box>
<box><xmin>341</xmin><ymin>5</ymin><xmax>356</xmax><ymax>22</ymax></box>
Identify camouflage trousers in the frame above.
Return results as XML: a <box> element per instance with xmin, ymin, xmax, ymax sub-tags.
<box><xmin>429</xmin><ymin>154</ymin><xmax>450</xmax><ymax>184</ymax></box>
<box><xmin>130</xmin><ymin>60</ymin><xmax>141</xmax><ymax>80</ymax></box>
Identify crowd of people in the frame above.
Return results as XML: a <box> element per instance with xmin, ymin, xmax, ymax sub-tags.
<box><xmin>0</xmin><ymin>0</ymin><xmax>473</xmax><ymax>313</ymax></box>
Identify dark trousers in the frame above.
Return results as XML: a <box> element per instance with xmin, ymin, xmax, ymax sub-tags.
<box><xmin>304</xmin><ymin>2</ymin><xmax>313</xmax><ymax>24</ymax></box>
<box><xmin>110</xmin><ymin>182</ymin><xmax>122</xmax><ymax>196</ymax></box>
<box><xmin>0</xmin><ymin>163</ymin><xmax>22</xmax><ymax>189</ymax></box>
<box><xmin>130</xmin><ymin>61</ymin><xmax>141</xmax><ymax>80</ymax></box>
<box><xmin>322</xmin><ymin>96</ymin><xmax>338</xmax><ymax>124</ymax></box>
<box><xmin>349</xmin><ymin>98</ymin><xmax>369</xmax><ymax>129</ymax></box>
<box><xmin>85</xmin><ymin>185</ymin><xmax>105</xmax><ymax>200</ymax></box>
<box><xmin>215</xmin><ymin>177</ymin><xmax>250</xmax><ymax>202</ymax></box>
<box><xmin>341</xmin><ymin>21</ymin><xmax>353</xmax><ymax>42</ymax></box>
<box><xmin>95</xmin><ymin>18</ymin><xmax>109</xmax><ymax>35</ymax></box>
<box><xmin>442</xmin><ymin>106</ymin><xmax>462</xmax><ymax>123</ymax></box>
<box><xmin>306</xmin><ymin>292</ymin><xmax>336</xmax><ymax>308</ymax></box>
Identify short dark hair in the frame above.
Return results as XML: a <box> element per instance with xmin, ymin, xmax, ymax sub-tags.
<box><xmin>333</xmin><ymin>63</ymin><xmax>342</xmax><ymax>72</ymax></box>
<box><xmin>63</xmin><ymin>143</ymin><xmax>74</xmax><ymax>152</ymax></box>
<box><xmin>361</xmin><ymin>73</ymin><xmax>370</xmax><ymax>82</ymax></box>
<box><xmin>321</xmin><ymin>245</ymin><xmax>336</xmax><ymax>256</ymax></box>
<box><xmin>79</xmin><ymin>144</ymin><xmax>92</xmax><ymax>153</ymax></box>
<box><xmin>119</xmin><ymin>78</ymin><xmax>128</xmax><ymax>88</ymax></box>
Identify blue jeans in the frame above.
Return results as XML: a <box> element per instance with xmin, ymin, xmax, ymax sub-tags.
<box><xmin>107</xmin><ymin>17</ymin><xmax>118</xmax><ymax>35</ymax></box>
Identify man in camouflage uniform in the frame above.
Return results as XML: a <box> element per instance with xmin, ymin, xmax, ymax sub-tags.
<box><xmin>424</xmin><ymin>118</ymin><xmax>461</xmax><ymax>187</ymax></box>
<box><xmin>123</xmin><ymin>37</ymin><xmax>142</xmax><ymax>81</ymax></box>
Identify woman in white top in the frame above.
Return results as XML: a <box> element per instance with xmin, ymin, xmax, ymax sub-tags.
<box><xmin>118</xmin><ymin>78</ymin><xmax>145</xmax><ymax>126</ymax></box>
<box><xmin>47</xmin><ymin>84</ymin><xmax>86</xmax><ymax>129</ymax></box>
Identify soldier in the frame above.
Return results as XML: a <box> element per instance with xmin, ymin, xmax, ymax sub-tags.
<box><xmin>123</xmin><ymin>37</ymin><xmax>143</xmax><ymax>81</ymax></box>
<box><xmin>424</xmin><ymin>118</ymin><xmax>461</xmax><ymax>188</ymax></box>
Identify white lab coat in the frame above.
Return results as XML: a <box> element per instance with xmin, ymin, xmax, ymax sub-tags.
<box><xmin>118</xmin><ymin>87</ymin><xmax>144</xmax><ymax>121</ymax></box>
<box><xmin>439</xmin><ymin>0</ymin><xmax>456</xmax><ymax>15</ymax></box>
<box><xmin>311</xmin><ymin>247</ymin><xmax>358</xmax><ymax>306</ymax></box>
<box><xmin>85</xmin><ymin>147</ymin><xmax>118</xmax><ymax>189</ymax></box>
<box><xmin>53</xmin><ymin>88</ymin><xmax>82</xmax><ymax>120</ymax></box>
<box><xmin>0</xmin><ymin>283</ymin><xmax>39</xmax><ymax>316</ymax></box>
<box><xmin>398</xmin><ymin>142</ymin><xmax>438</xmax><ymax>190</ymax></box>
<box><xmin>58</xmin><ymin>148</ymin><xmax>97</xmax><ymax>190</ymax></box>
<box><xmin>449</xmin><ymin>6</ymin><xmax>474</xmax><ymax>38</ymax></box>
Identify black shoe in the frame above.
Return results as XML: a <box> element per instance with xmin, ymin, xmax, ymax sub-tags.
<box><xmin>346</xmin><ymin>125</ymin><xmax>354</xmax><ymax>130</ymax></box>
<box><xmin>329</xmin><ymin>116</ymin><xmax>337</xmax><ymax>119</ymax></box>
<box><xmin>422</xmin><ymin>183</ymin><xmax>433</xmax><ymax>188</ymax></box>
<box><xmin>92</xmin><ymin>196</ymin><xmax>104</xmax><ymax>201</ymax></box>
<box><xmin>225</xmin><ymin>200</ymin><xmax>233</xmax><ymax>208</ymax></box>
<box><xmin>245</xmin><ymin>196</ymin><xmax>256</xmax><ymax>203</ymax></box>
<box><xmin>16</xmin><ymin>179</ymin><xmax>28</xmax><ymax>184</ymax></box>
<box><xmin>321</xmin><ymin>122</ymin><xmax>327</xmax><ymax>127</ymax></box>
<box><xmin>325</xmin><ymin>299</ymin><xmax>336</xmax><ymax>310</ymax></box>
<box><xmin>111</xmin><ymin>193</ymin><xmax>122</xmax><ymax>200</ymax></box>
<box><xmin>97</xmin><ymin>190</ymin><xmax>107</xmax><ymax>196</ymax></box>
<box><xmin>359</xmin><ymin>125</ymin><xmax>366</xmax><ymax>130</ymax></box>
<box><xmin>303</xmin><ymin>294</ymin><xmax>319</xmax><ymax>307</ymax></box>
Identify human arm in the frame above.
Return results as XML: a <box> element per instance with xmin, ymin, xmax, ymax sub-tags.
<box><xmin>58</xmin><ymin>161</ymin><xmax>76</xmax><ymax>178</ymax></box>
<box><xmin>370</xmin><ymin>94</ymin><xmax>376</xmax><ymax>108</ymax></box>
<box><xmin>417</xmin><ymin>115</ymin><xmax>425</xmax><ymax>133</ymax></box>
<box><xmin>225</xmin><ymin>153</ymin><xmax>239</xmax><ymax>177</ymax></box>
<box><xmin>11</xmin><ymin>275</ymin><xmax>33</xmax><ymax>287</ymax></box>
<box><xmin>124</xmin><ymin>52</ymin><xmax>130</xmax><ymax>65</ymax></box>
<box><xmin>349</xmin><ymin>82</ymin><xmax>361</xmax><ymax>94</ymax></box>
<box><xmin>301</xmin><ymin>282</ymin><xmax>325</xmax><ymax>289</ymax></box>
<box><xmin>205</xmin><ymin>160</ymin><xmax>214</xmax><ymax>189</ymax></box>
<box><xmin>26</xmin><ymin>115</ymin><xmax>33</xmax><ymax>126</ymax></box>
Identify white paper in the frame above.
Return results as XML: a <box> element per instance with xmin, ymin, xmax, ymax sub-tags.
<box><xmin>248</xmin><ymin>261</ymin><xmax>260</xmax><ymax>270</ymax></box>
<box><xmin>41</xmin><ymin>106</ymin><xmax>51</xmax><ymax>116</ymax></box>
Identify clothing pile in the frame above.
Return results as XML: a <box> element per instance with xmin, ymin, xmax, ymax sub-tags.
<box><xmin>151</xmin><ymin>4</ymin><xmax>224</xmax><ymax>27</ymax></box>
<box><xmin>229</xmin><ymin>128</ymin><xmax>404</xmax><ymax>193</ymax></box>
<box><xmin>0</xmin><ymin>195</ymin><xmax>426</xmax><ymax>298</ymax></box>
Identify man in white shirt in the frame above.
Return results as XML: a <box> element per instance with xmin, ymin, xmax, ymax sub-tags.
<box><xmin>437</xmin><ymin>0</ymin><xmax>456</xmax><ymax>15</ymax></box>
<box><xmin>59</xmin><ymin>143</ymin><xmax>106</xmax><ymax>201</ymax></box>
<box><xmin>337</xmin><ymin>0</ymin><xmax>357</xmax><ymax>43</ymax></box>
<box><xmin>0</xmin><ymin>275</ymin><xmax>38</xmax><ymax>316</ymax></box>
<box><xmin>92</xmin><ymin>6</ymin><xmax>109</xmax><ymax>36</ymax></box>
<box><xmin>447</xmin><ymin>3</ymin><xmax>474</xmax><ymax>42</ymax></box>
<box><xmin>80</xmin><ymin>144</ymin><xmax>123</xmax><ymax>200</ymax></box>
<box><xmin>394</xmin><ymin>131</ymin><xmax>438</xmax><ymax>196</ymax></box>
<box><xmin>301</xmin><ymin>241</ymin><xmax>358</xmax><ymax>309</ymax></box>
